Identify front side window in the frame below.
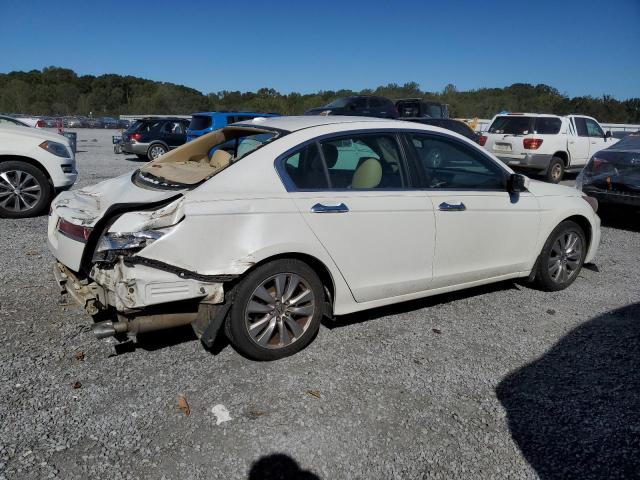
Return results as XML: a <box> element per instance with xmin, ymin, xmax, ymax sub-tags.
<box><xmin>585</xmin><ymin>119</ymin><xmax>604</xmax><ymax>137</ymax></box>
<box><xmin>408</xmin><ymin>133</ymin><xmax>506</xmax><ymax>190</ymax></box>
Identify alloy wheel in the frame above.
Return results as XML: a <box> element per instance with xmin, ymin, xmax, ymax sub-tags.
<box><xmin>0</xmin><ymin>170</ymin><xmax>43</xmax><ymax>213</ymax></box>
<box><xmin>244</xmin><ymin>273</ymin><xmax>316</xmax><ymax>349</ymax></box>
<box><xmin>550</xmin><ymin>163</ymin><xmax>563</xmax><ymax>182</ymax></box>
<box><xmin>149</xmin><ymin>145</ymin><xmax>166</xmax><ymax>159</ymax></box>
<box><xmin>548</xmin><ymin>231</ymin><xmax>583</xmax><ymax>284</ymax></box>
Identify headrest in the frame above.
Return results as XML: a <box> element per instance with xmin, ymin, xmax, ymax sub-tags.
<box><xmin>352</xmin><ymin>158</ymin><xmax>382</xmax><ymax>189</ymax></box>
<box><xmin>209</xmin><ymin>149</ymin><xmax>232</xmax><ymax>168</ymax></box>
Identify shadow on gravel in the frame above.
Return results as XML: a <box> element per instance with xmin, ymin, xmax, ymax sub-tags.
<box><xmin>323</xmin><ymin>280</ymin><xmax>520</xmax><ymax>329</ymax></box>
<box><xmin>598</xmin><ymin>206</ymin><xmax>640</xmax><ymax>233</ymax></box>
<box><xmin>248</xmin><ymin>453</ymin><xmax>320</xmax><ymax>480</ymax></box>
<box><xmin>124</xmin><ymin>156</ymin><xmax>146</xmax><ymax>162</ymax></box>
<box><xmin>113</xmin><ymin>324</ymin><xmax>230</xmax><ymax>355</ymax></box>
<box><xmin>496</xmin><ymin>302</ymin><xmax>640</xmax><ymax>479</ymax></box>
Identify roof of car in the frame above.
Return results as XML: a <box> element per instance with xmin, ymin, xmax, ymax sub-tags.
<box><xmin>233</xmin><ymin>115</ymin><xmax>406</xmax><ymax>132</ymax></box>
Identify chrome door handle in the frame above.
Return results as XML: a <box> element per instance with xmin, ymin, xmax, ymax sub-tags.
<box><xmin>311</xmin><ymin>202</ymin><xmax>349</xmax><ymax>213</ymax></box>
<box><xmin>439</xmin><ymin>202</ymin><xmax>466</xmax><ymax>211</ymax></box>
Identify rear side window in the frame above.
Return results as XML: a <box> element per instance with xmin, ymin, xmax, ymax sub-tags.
<box><xmin>189</xmin><ymin>115</ymin><xmax>213</xmax><ymax>131</ymax></box>
<box><xmin>533</xmin><ymin>117</ymin><xmax>561</xmax><ymax>134</ymax></box>
<box><xmin>321</xmin><ymin>134</ymin><xmax>406</xmax><ymax>189</ymax></box>
<box><xmin>135</xmin><ymin>121</ymin><xmax>163</xmax><ymax>133</ymax></box>
<box><xmin>408</xmin><ymin>133</ymin><xmax>505</xmax><ymax>190</ymax></box>
<box><xmin>282</xmin><ymin>144</ymin><xmax>328</xmax><ymax>189</ymax></box>
<box><xmin>574</xmin><ymin>117</ymin><xmax>589</xmax><ymax>137</ymax></box>
<box><xmin>488</xmin><ymin>116</ymin><xmax>532</xmax><ymax>135</ymax></box>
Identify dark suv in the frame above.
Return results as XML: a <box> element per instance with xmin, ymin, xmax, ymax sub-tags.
<box><xmin>305</xmin><ymin>96</ymin><xmax>398</xmax><ymax>118</ymax></box>
<box><xmin>121</xmin><ymin>117</ymin><xmax>191</xmax><ymax>160</ymax></box>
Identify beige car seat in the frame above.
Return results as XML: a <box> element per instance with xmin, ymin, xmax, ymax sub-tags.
<box><xmin>210</xmin><ymin>149</ymin><xmax>232</xmax><ymax>169</ymax></box>
<box><xmin>351</xmin><ymin>158</ymin><xmax>382</xmax><ymax>188</ymax></box>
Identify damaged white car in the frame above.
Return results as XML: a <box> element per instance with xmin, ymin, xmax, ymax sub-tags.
<box><xmin>49</xmin><ymin>116</ymin><xmax>601</xmax><ymax>360</ymax></box>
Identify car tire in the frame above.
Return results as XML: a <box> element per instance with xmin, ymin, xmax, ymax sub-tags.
<box><xmin>545</xmin><ymin>156</ymin><xmax>564</xmax><ymax>183</ymax></box>
<box><xmin>147</xmin><ymin>144</ymin><xmax>167</xmax><ymax>161</ymax></box>
<box><xmin>533</xmin><ymin>220</ymin><xmax>587</xmax><ymax>291</ymax></box>
<box><xmin>225</xmin><ymin>259</ymin><xmax>324</xmax><ymax>361</ymax></box>
<box><xmin>0</xmin><ymin>161</ymin><xmax>52</xmax><ymax>219</ymax></box>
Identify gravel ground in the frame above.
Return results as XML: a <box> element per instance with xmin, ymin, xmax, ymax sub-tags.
<box><xmin>0</xmin><ymin>129</ymin><xmax>639</xmax><ymax>480</ymax></box>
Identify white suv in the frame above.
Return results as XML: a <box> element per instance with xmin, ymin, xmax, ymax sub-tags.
<box><xmin>0</xmin><ymin>125</ymin><xmax>77</xmax><ymax>218</ymax></box>
<box><xmin>479</xmin><ymin>113</ymin><xmax>618</xmax><ymax>183</ymax></box>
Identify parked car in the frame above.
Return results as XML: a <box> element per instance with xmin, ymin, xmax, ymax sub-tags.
<box><xmin>402</xmin><ymin>117</ymin><xmax>479</xmax><ymax>142</ymax></box>
<box><xmin>43</xmin><ymin>117</ymin><xmax>63</xmax><ymax>129</ymax></box>
<box><xmin>100</xmin><ymin>117</ymin><xmax>120</xmax><ymax>129</ymax></box>
<box><xmin>121</xmin><ymin>117</ymin><xmax>191</xmax><ymax>160</ymax></box>
<box><xmin>117</xmin><ymin>119</ymin><xmax>131</xmax><ymax>129</ymax></box>
<box><xmin>479</xmin><ymin>113</ymin><xmax>618</xmax><ymax>183</ymax></box>
<box><xmin>0</xmin><ymin>125</ymin><xmax>76</xmax><ymax>218</ymax></box>
<box><xmin>305</xmin><ymin>96</ymin><xmax>398</xmax><ymax>118</ymax></box>
<box><xmin>187</xmin><ymin>112</ymin><xmax>279</xmax><ymax>141</ymax></box>
<box><xmin>85</xmin><ymin>118</ymin><xmax>103</xmax><ymax>128</ymax></box>
<box><xmin>396</xmin><ymin>99</ymin><xmax>449</xmax><ymax>119</ymax></box>
<box><xmin>48</xmin><ymin>116</ymin><xmax>600</xmax><ymax>360</ymax></box>
<box><xmin>0</xmin><ymin>115</ymin><xmax>33</xmax><ymax>128</ymax></box>
<box><xmin>577</xmin><ymin>133</ymin><xmax>640</xmax><ymax>208</ymax></box>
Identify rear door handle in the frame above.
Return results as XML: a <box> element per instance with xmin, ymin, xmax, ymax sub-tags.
<box><xmin>311</xmin><ymin>202</ymin><xmax>349</xmax><ymax>213</ymax></box>
<box><xmin>439</xmin><ymin>202</ymin><xmax>466</xmax><ymax>211</ymax></box>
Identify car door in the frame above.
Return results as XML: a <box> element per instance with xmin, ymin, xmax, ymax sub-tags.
<box><xmin>568</xmin><ymin>117</ymin><xmax>592</xmax><ymax>167</ymax></box>
<box><xmin>279</xmin><ymin>132</ymin><xmax>436</xmax><ymax>303</ymax></box>
<box><xmin>404</xmin><ymin>132</ymin><xmax>540</xmax><ymax>288</ymax></box>
<box><xmin>584</xmin><ymin>117</ymin><xmax>609</xmax><ymax>158</ymax></box>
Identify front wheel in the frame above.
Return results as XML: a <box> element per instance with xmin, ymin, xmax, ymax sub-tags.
<box><xmin>0</xmin><ymin>161</ymin><xmax>52</xmax><ymax>218</ymax></box>
<box><xmin>225</xmin><ymin>259</ymin><xmax>324</xmax><ymax>361</ymax></box>
<box><xmin>534</xmin><ymin>220</ymin><xmax>586</xmax><ymax>291</ymax></box>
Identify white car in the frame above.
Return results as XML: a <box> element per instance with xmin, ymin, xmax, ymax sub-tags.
<box><xmin>0</xmin><ymin>125</ymin><xmax>77</xmax><ymax>218</ymax></box>
<box><xmin>479</xmin><ymin>113</ymin><xmax>617</xmax><ymax>183</ymax></box>
<box><xmin>48</xmin><ymin>116</ymin><xmax>600</xmax><ymax>360</ymax></box>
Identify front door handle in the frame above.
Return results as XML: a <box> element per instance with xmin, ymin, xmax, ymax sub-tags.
<box><xmin>311</xmin><ymin>202</ymin><xmax>349</xmax><ymax>213</ymax></box>
<box><xmin>439</xmin><ymin>202</ymin><xmax>466</xmax><ymax>211</ymax></box>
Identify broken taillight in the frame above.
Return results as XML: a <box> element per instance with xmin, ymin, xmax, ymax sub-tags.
<box><xmin>58</xmin><ymin>218</ymin><xmax>92</xmax><ymax>243</ymax></box>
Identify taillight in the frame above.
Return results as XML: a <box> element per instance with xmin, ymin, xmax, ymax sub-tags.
<box><xmin>35</xmin><ymin>120</ymin><xmax>45</xmax><ymax>128</ymax></box>
<box><xmin>478</xmin><ymin>135</ymin><xmax>487</xmax><ymax>146</ymax></box>
<box><xmin>591</xmin><ymin>157</ymin><xmax>607</xmax><ymax>170</ymax></box>
<box><xmin>523</xmin><ymin>138</ymin><xmax>543</xmax><ymax>149</ymax></box>
<box><xmin>57</xmin><ymin>218</ymin><xmax>93</xmax><ymax>243</ymax></box>
<box><xmin>131</xmin><ymin>133</ymin><xmax>142</xmax><ymax>141</ymax></box>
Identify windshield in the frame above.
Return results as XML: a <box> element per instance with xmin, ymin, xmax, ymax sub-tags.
<box><xmin>135</xmin><ymin>126</ymin><xmax>282</xmax><ymax>189</ymax></box>
<box><xmin>325</xmin><ymin>98</ymin><xmax>352</xmax><ymax>108</ymax></box>
<box><xmin>488</xmin><ymin>116</ymin><xmax>533</xmax><ymax>135</ymax></box>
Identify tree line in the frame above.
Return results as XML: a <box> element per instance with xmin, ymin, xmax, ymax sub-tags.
<box><xmin>1</xmin><ymin>67</ymin><xmax>638</xmax><ymax>123</ymax></box>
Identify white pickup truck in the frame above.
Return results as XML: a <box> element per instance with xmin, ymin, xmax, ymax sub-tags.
<box><xmin>479</xmin><ymin>113</ymin><xmax>618</xmax><ymax>182</ymax></box>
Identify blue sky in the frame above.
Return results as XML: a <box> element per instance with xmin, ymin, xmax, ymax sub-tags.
<box><xmin>1</xmin><ymin>0</ymin><xmax>639</xmax><ymax>99</ymax></box>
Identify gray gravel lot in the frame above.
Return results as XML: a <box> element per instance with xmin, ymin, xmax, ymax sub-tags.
<box><xmin>1</xmin><ymin>129</ymin><xmax>639</xmax><ymax>479</ymax></box>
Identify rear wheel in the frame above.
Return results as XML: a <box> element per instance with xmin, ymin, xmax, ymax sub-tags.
<box><xmin>545</xmin><ymin>156</ymin><xmax>564</xmax><ymax>183</ymax></box>
<box><xmin>534</xmin><ymin>220</ymin><xmax>586</xmax><ymax>291</ymax></box>
<box><xmin>0</xmin><ymin>161</ymin><xmax>51</xmax><ymax>218</ymax></box>
<box><xmin>225</xmin><ymin>259</ymin><xmax>324</xmax><ymax>361</ymax></box>
<box><xmin>147</xmin><ymin>143</ymin><xmax>167</xmax><ymax>161</ymax></box>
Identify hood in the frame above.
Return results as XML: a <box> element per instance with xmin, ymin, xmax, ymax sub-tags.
<box><xmin>526</xmin><ymin>179</ymin><xmax>581</xmax><ymax>197</ymax></box>
<box><xmin>53</xmin><ymin>172</ymin><xmax>183</xmax><ymax>227</ymax></box>
<box><xmin>0</xmin><ymin>124</ymin><xmax>70</xmax><ymax>145</ymax></box>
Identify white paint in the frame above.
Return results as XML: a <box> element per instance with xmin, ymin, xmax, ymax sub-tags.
<box><xmin>211</xmin><ymin>404</ymin><xmax>232</xmax><ymax>425</ymax></box>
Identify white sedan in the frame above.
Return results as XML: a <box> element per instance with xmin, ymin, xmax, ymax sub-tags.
<box><xmin>48</xmin><ymin>116</ymin><xmax>600</xmax><ymax>360</ymax></box>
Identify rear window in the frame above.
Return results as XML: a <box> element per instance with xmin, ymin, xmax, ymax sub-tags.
<box><xmin>488</xmin><ymin>116</ymin><xmax>532</xmax><ymax>135</ymax></box>
<box><xmin>129</xmin><ymin>120</ymin><xmax>162</xmax><ymax>133</ymax></box>
<box><xmin>534</xmin><ymin>117</ymin><xmax>561</xmax><ymax>134</ymax></box>
<box><xmin>189</xmin><ymin>115</ymin><xmax>213</xmax><ymax>131</ymax></box>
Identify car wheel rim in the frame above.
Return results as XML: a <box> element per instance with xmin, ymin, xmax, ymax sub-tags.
<box><xmin>548</xmin><ymin>231</ymin><xmax>583</xmax><ymax>283</ymax></box>
<box><xmin>0</xmin><ymin>170</ymin><xmax>42</xmax><ymax>212</ymax></box>
<box><xmin>150</xmin><ymin>146</ymin><xmax>165</xmax><ymax>158</ymax></box>
<box><xmin>244</xmin><ymin>273</ymin><xmax>315</xmax><ymax>350</ymax></box>
<box><xmin>551</xmin><ymin>164</ymin><xmax>562</xmax><ymax>181</ymax></box>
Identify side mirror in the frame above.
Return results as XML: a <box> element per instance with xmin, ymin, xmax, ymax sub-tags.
<box><xmin>508</xmin><ymin>173</ymin><xmax>529</xmax><ymax>193</ymax></box>
<box><xmin>605</xmin><ymin>130</ymin><xmax>612</xmax><ymax>139</ymax></box>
